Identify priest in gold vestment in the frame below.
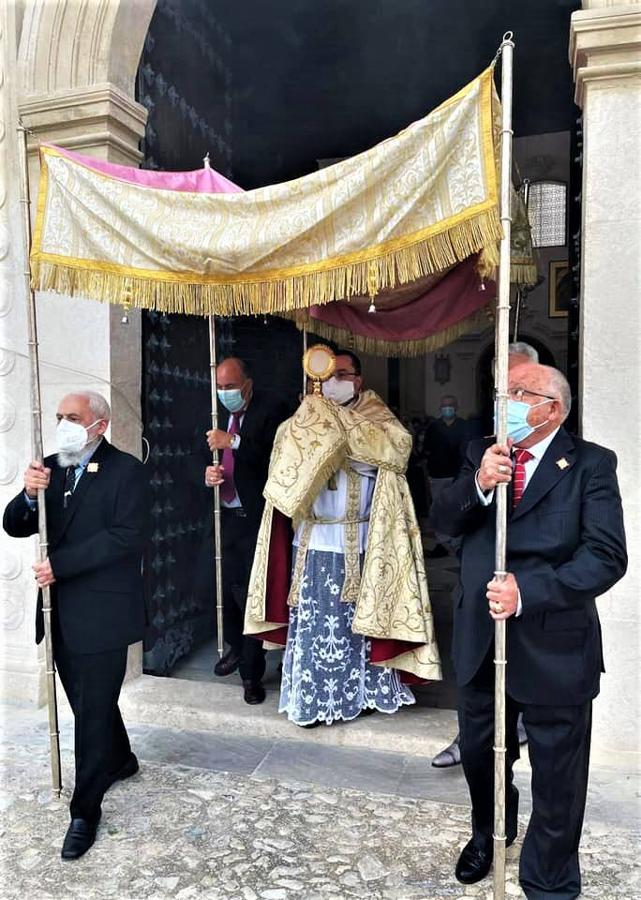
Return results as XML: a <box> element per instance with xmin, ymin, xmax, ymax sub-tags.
<box><xmin>245</xmin><ymin>351</ymin><xmax>441</xmax><ymax>727</ymax></box>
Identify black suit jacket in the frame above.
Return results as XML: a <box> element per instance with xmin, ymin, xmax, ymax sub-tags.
<box><xmin>191</xmin><ymin>391</ymin><xmax>289</xmax><ymax>532</ymax></box>
<box><xmin>3</xmin><ymin>440</ymin><xmax>149</xmax><ymax>654</ymax></box>
<box><xmin>431</xmin><ymin>428</ymin><xmax>627</xmax><ymax>706</ymax></box>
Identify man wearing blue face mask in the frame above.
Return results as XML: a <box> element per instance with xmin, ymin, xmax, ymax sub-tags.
<box><xmin>431</xmin><ymin>363</ymin><xmax>627</xmax><ymax>898</ymax></box>
<box><xmin>3</xmin><ymin>391</ymin><xmax>148</xmax><ymax>860</ymax></box>
<box><xmin>197</xmin><ymin>357</ymin><xmax>288</xmax><ymax>704</ymax></box>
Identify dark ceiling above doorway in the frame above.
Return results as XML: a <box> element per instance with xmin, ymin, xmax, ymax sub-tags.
<box><xmin>212</xmin><ymin>0</ymin><xmax>580</xmax><ymax>188</ymax></box>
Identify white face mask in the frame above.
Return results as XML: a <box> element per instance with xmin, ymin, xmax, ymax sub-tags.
<box><xmin>56</xmin><ymin>418</ymin><xmax>102</xmax><ymax>456</ymax></box>
<box><xmin>322</xmin><ymin>376</ymin><xmax>355</xmax><ymax>405</ymax></box>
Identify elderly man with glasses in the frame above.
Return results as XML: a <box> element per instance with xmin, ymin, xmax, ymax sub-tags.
<box><xmin>430</xmin><ymin>362</ymin><xmax>627</xmax><ymax>898</ymax></box>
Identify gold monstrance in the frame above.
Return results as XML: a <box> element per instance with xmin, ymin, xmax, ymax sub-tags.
<box><xmin>302</xmin><ymin>343</ymin><xmax>336</xmax><ymax>393</ymax></box>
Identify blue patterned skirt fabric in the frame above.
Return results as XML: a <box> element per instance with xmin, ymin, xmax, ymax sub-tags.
<box><xmin>279</xmin><ymin>548</ymin><xmax>415</xmax><ymax>726</ymax></box>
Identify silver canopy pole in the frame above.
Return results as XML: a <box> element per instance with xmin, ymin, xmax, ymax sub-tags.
<box><xmin>302</xmin><ymin>326</ymin><xmax>308</xmax><ymax>397</ymax></box>
<box><xmin>208</xmin><ymin>316</ymin><xmax>225</xmax><ymax>657</ymax></box>
<box><xmin>493</xmin><ymin>31</ymin><xmax>515</xmax><ymax>900</ymax></box>
<box><xmin>17</xmin><ymin>124</ymin><xmax>62</xmax><ymax>797</ymax></box>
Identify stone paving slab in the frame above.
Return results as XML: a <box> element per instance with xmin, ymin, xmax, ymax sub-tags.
<box><xmin>1</xmin><ymin>706</ymin><xmax>640</xmax><ymax>900</ymax></box>
<box><xmin>118</xmin><ymin>674</ymin><xmax>458</xmax><ymax>761</ymax></box>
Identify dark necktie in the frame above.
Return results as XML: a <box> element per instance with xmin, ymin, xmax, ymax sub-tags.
<box><xmin>512</xmin><ymin>448</ymin><xmax>534</xmax><ymax>508</ymax></box>
<box><xmin>63</xmin><ymin>465</ymin><xmax>76</xmax><ymax>508</ymax></box>
<box><xmin>220</xmin><ymin>415</ymin><xmax>240</xmax><ymax>504</ymax></box>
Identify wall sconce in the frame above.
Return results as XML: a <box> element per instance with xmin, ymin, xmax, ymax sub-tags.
<box><xmin>433</xmin><ymin>352</ymin><xmax>451</xmax><ymax>385</ymax></box>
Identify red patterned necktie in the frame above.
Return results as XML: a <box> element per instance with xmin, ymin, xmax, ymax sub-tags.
<box><xmin>512</xmin><ymin>448</ymin><xmax>534</xmax><ymax>508</ymax></box>
<box><xmin>220</xmin><ymin>415</ymin><xmax>240</xmax><ymax>504</ymax></box>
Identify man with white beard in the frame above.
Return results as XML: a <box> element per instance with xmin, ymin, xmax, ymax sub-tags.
<box><xmin>3</xmin><ymin>391</ymin><xmax>148</xmax><ymax>860</ymax></box>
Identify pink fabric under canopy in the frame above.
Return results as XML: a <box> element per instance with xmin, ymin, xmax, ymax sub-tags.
<box><xmin>48</xmin><ymin>145</ymin><xmax>243</xmax><ymax>194</ymax></box>
<box><xmin>308</xmin><ymin>255</ymin><xmax>493</xmax><ymax>342</ymax></box>
<box><xmin>43</xmin><ymin>145</ymin><xmax>492</xmax><ymax>351</ymax></box>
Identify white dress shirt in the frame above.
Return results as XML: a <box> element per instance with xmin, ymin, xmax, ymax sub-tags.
<box><xmin>475</xmin><ymin>427</ymin><xmax>560</xmax><ymax>507</ymax></box>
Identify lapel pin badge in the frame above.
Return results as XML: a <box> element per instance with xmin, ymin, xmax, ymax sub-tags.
<box><xmin>87</xmin><ymin>462</ymin><xmax>99</xmax><ymax>473</ymax></box>
<box><xmin>556</xmin><ymin>457</ymin><xmax>569</xmax><ymax>470</ymax></box>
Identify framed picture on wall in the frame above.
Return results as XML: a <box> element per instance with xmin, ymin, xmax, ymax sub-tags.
<box><xmin>549</xmin><ymin>260</ymin><xmax>571</xmax><ymax>318</ymax></box>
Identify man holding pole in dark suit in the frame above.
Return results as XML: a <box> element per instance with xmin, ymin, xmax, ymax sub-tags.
<box><xmin>431</xmin><ymin>363</ymin><xmax>627</xmax><ymax>898</ymax></box>
<box><xmin>3</xmin><ymin>391</ymin><xmax>148</xmax><ymax>860</ymax></box>
<box><xmin>196</xmin><ymin>357</ymin><xmax>287</xmax><ymax>705</ymax></box>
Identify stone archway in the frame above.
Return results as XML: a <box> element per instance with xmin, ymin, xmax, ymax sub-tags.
<box><xmin>17</xmin><ymin>0</ymin><xmax>157</xmax><ymax>162</ymax></box>
<box><xmin>18</xmin><ymin>0</ymin><xmax>156</xmax><ymax>98</ymax></box>
<box><xmin>0</xmin><ymin>0</ymin><xmax>157</xmax><ymax>702</ymax></box>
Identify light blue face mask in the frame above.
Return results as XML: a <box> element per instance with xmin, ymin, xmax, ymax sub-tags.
<box><xmin>440</xmin><ymin>406</ymin><xmax>456</xmax><ymax>420</ymax></box>
<box><xmin>495</xmin><ymin>398</ymin><xmax>551</xmax><ymax>444</ymax></box>
<box><xmin>217</xmin><ymin>388</ymin><xmax>245</xmax><ymax>414</ymax></box>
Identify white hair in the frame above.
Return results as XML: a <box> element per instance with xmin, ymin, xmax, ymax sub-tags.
<box><xmin>67</xmin><ymin>391</ymin><xmax>111</xmax><ymax>422</ymax></box>
<box><xmin>508</xmin><ymin>341</ymin><xmax>539</xmax><ymax>363</ymax></box>
<box><xmin>541</xmin><ymin>366</ymin><xmax>572</xmax><ymax>420</ymax></box>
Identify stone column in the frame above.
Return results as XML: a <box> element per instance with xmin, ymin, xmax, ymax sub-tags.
<box><xmin>0</xmin><ymin>2</ymin><xmax>38</xmax><ymax>700</ymax></box>
<box><xmin>0</xmin><ymin>0</ymin><xmax>151</xmax><ymax>703</ymax></box>
<box><xmin>570</xmin><ymin>1</ymin><xmax>641</xmax><ymax>766</ymax></box>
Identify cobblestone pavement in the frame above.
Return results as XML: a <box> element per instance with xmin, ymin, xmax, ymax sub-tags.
<box><xmin>1</xmin><ymin>705</ymin><xmax>639</xmax><ymax>900</ymax></box>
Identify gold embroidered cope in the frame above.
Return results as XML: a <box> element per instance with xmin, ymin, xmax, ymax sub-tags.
<box><xmin>244</xmin><ymin>392</ymin><xmax>442</xmax><ymax>681</ymax></box>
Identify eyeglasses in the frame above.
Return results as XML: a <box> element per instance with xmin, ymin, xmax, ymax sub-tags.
<box><xmin>507</xmin><ymin>388</ymin><xmax>556</xmax><ymax>402</ymax></box>
<box><xmin>334</xmin><ymin>370</ymin><xmax>358</xmax><ymax>381</ymax></box>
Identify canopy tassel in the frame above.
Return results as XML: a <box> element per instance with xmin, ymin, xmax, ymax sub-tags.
<box><xmin>367</xmin><ymin>261</ymin><xmax>378</xmax><ymax>314</ymax></box>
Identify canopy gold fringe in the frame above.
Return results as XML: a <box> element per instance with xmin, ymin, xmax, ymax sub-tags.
<box><xmin>31</xmin><ymin>207</ymin><xmax>502</xmax><ymax>316</ymax></box>
<box><xmin>511</xmin><ymin>261</ymin><xmax>538</xmax><ymax>287</ymax></box>
<box><xmin>293</xmin><ymin>306</ymin><xmax>493</xmax><ymax>358</ymax></box>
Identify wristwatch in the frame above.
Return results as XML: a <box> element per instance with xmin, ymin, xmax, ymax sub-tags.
<box><xmin>229</xmin><ymin>433</ymin><xmax>240</xmax><ymax>451</ymax></box>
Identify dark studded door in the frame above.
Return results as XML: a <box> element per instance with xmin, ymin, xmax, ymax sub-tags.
<box><xmin>137</xmin><ymin>0</ymin><xmax>234</xmax><ymax>673</ymax></box>
<box><xmin>141</xmin><ymin>312</ymin><xmax>215</xmax><ymax>673</ymax></box>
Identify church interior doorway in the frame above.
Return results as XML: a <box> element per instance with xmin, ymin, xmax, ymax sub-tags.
<box><xmin>136</xmin><ymin>0</ymin><xmax>574</xmax><ymax>718</ymax></box>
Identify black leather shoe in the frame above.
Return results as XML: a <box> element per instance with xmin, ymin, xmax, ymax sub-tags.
<box><xmin>455</xmin><ymin>835</ymin><xmax>516</xmax><ymax>884</ymax></box>
<box><xmin>214</xmin><ymin>649</ymin><xmax>241</xmax><ymax>677</ymax></box>
<box><xmin>106</xmin><ymin>753</ymin><xmax>139</xmax><ymax>791</ymax></box>
<box><xmin>242</xmin><ymin>680</ymin><xmax>266</xmax><ymax>705</ymax></box>
<box><xmin>455</xmin><ymin>839</ymin><xmax>493</xmax><ymax>884</ymax></box>
<box><xmin>431</xmin><ymin>734</ymin><xmax>461</xmax><ymax>768</ymax></box>
<box><xmin>61</xmin><ymin>816</ymin><xmax>100</xmax><ymax>860</ymax></box>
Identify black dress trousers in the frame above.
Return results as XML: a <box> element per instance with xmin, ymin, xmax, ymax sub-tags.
<box><xmin>458</xmin><ymin>648</ymin><xmax>592</xmax><ymax>899</ymax></box>
<box><xmin>53</xmin><ymin>610</ymin><xmax>132</xmax><ymax>822</ymax></box>
<box><xmin>220</xmin><ymin>508</ymin><xmax>266</xmax><ymax>683</ymax></box>
<box><xmin>457</xmin><ymin>649</ymin><xmax>521</xmax><ymax>851</ymax></box>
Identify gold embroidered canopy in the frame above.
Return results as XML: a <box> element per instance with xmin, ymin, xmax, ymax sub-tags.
<box><xmin>31</xmin><ymin>68</ymin><xmax>514</xmax><ymax>318</ymax></box>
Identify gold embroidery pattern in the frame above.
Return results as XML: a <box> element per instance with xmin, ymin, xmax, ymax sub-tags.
<box><xmin>263</xmin><ymin>398</ymin><xmax>347</xmax><ymax>525</ymax></box>
<box><xmin>32</xmin><ymin>71</ymin><xmax>502</xmax><ymax>317</ymax></box>
<box><xmin>245</xmin><ymin>391</ymin><xmax>442</xmax><ymax>679</ymax></box>
<box><xmin>244</xmin><ymin>501</ymin><xmax>282</xmax><ymax>636</ymax></box>
<box><xmin>341</xmin><ymin>467</ymin><xmax>363</xmax><ymax>603</ymax></box>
